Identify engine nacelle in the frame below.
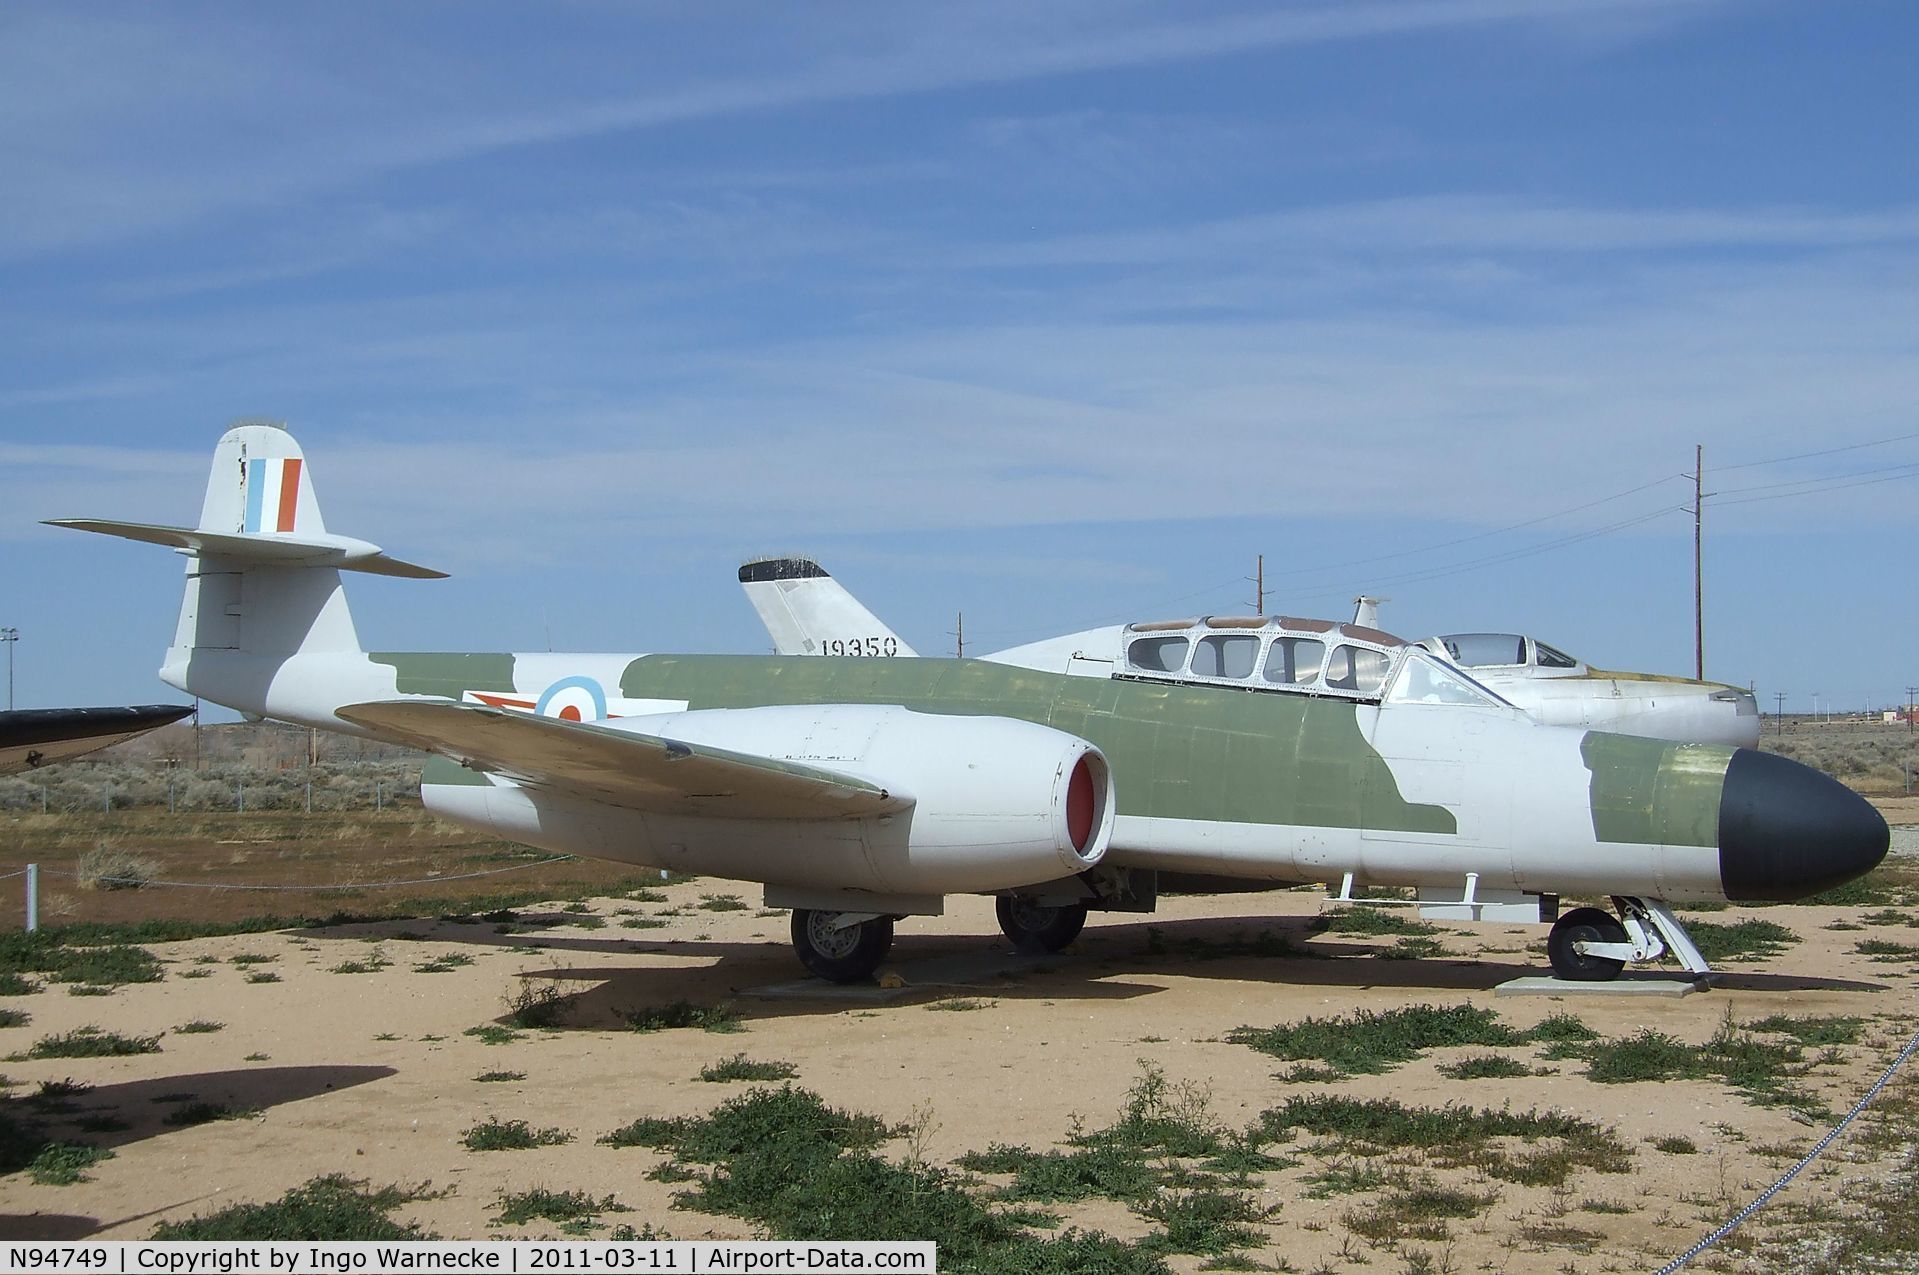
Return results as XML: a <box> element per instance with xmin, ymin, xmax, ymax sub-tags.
<box><xmin>422</xmin><ymin>704</ymin><xmax>1115</xmax><ymax>897</ymax></box>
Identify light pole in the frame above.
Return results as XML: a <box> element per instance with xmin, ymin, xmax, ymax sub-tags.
<box><xmin>0</xmin><ymin>628</ymin><xmax>16</xmax><ymax>711</ymax></box>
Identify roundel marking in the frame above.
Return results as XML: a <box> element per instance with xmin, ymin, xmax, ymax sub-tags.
<box><xmin>535</xmin><ymin>676</ymin><xmax>609</xmax><ymax>723</ymax></box>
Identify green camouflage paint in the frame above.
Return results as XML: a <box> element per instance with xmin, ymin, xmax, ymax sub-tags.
<box><xmin>371</xmin><ymin>652</ymin><xmax>516</xmax><ymax>699</ymax></box>
<box><xmin>1580</xmin><ymin>732</ymin><xmax>1730</xmax><ymax>847</ymax></box>
<box><xmin>422</xmin><ymin>755</ymin><xmax>491</xmax><ymax>787</ymax></box>
<box><xmin>604</xmin><ymin>654</ymin><xmax>1453</xmax><ymax>834</ymax></box>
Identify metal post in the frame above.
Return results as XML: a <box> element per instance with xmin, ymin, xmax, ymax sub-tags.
<box><xmin>103</xmin><ymin>782</ymin><xmax>110</xmax><ymax>813</ymax></box>
<box><xmin>25</xmin><ymin>863</ymin><xmax>38</xmax><ymax>932</ymax></box>
<box><xmin>168</xmin><ymin>777</ymin><xmax>175</xmax><ymax>814</ymax></box>
<box><xmin>0</xmin><ymin>627</ymin><xmax>17</xmax><ymax>711</ymax></box>
<box><xmin>376</xmin><ymin>781</ymin><xmax>384</xmax><ymax>812</ymax></box>
<box><xmin>238</xmin><ymin>782</ymin><xmax>245</xmax><ymax>813</ymax></box>
<box><xmin>305</xmin><ymin>780</ymin><xmax>313</xmax><ymax>813</ymax></box>
<box><xmin>40</xmin><ymin>786</ymin><xmax>47</xmax><ymax>815</ymax></box>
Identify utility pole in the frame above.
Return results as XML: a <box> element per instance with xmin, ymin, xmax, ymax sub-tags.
<box><xmin>0</xmin><ymin>627</ymin><xmax>15</xmax><ymax>710</ymax></box>
<box><xmin>1773</xmin><ymin>690</ymin><xmax>1786</xmax><ymax>736</ymax></box>
<box><xmin>1249</xmin><ymin>554</ymin><xmax>1265</xmax><ymax>614</ymax></box>
<box><xmin>1907</xmin><ymin>686</ymin><xmax>1915</xmax><ymax>734</ymax></box>
<box><xmin>1686</xmin><ymin>444</ymin><xmax>1708</xmax><ymax>681</ymax></box>
<box><xmin>954</xmin><ymin>611</ymin><xmax>965</xmax><ymax>659</ymax></box>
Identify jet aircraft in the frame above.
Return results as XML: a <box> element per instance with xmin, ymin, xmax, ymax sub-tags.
<box><xmin>0</xmin><ymin>705</ymin><xmax>193</xmax><ymax>775</ymax></box>
<box><xmin>53</xmin><ymin>425</ymin><xmax>1887</xmax><ymax>984</ymax></box>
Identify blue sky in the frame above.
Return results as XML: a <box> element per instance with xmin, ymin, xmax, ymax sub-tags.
<box><xmin>2</xmin><ymin>1</ymin><xmax>1916</xmax><ymax>715</ymax></box>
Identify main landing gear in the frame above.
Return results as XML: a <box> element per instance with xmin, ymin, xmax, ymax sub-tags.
<box><xmin>1545</xmin><ymin>896</ymin><xmax>1713</xmax><ymax>982</ymax></box>
<box><xmin>790</xmin><ymin>909</ymin><xmax>895</xmax><ymax>983</ymax></box>
<box><xmin>995</xmin><ymin>896</ymin><xmax>1089</xmax><ymax>954</ymax></box>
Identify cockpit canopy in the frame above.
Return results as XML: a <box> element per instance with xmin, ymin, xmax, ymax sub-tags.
<box><xmin>1420</xmin><ymin>632</ymin><xmax>1582</xmax><ymax>674</ymax></box>
<box><xmin>1118</xmin><ymin>616</ymin><xmax>1503</xmax><ymax>708</ymax></box>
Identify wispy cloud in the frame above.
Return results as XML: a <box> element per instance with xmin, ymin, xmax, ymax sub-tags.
<box><xmin>0</xmin><ymin>0</ymin><xmax>1722</xmax><ymax>254</ymax></box>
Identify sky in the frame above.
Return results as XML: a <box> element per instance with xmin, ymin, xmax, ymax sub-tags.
<box><xmin>1</xmin><ymin>1</ymin><xmax>1916</xmax><ymax>717</ymax></box>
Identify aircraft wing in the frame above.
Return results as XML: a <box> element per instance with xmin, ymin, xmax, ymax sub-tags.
<box><xmin>0</xmin><ymin>705</ymin><xmax>194</xmax><ymax>775</ymax></box>
<box><xmin>336</xmin><ymin>700</ymin><xmax>909</xmax><ymax>819</ymax></box>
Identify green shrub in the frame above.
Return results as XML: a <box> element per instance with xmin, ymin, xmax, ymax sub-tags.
<box><xmin>1228</xmin><ymin>1004</ymin><xmax>1519</xmax><ymax>1076</ymax></box>
<box><xmin>1436</xmin><ymin>1054</ymin><xmax>1533</xmax><ymax>1080</ymax></box>
<box><xmin>29</xmin><ymin>1142</ymin><xmax>114</xmax><ymax>1185</ymax></box>
<box><xmin>1139</xmin><ymin>1187</ymin><xmax>1265</xmax><ymax>1255</ymax></box>
<box><xmin>495</xmin><ymin>1188</ymin><xmax>628</xmax><ymax>1226</ymax></box>
<box><xmin>163</xmin><ymin>1102</ymin><xmax>259</xmax><ymax>1127</ymax></box>
<box><xmin>699</xmin><ymin>1054</ymin><xmax>799</xmax><ymax>1083</ymax></box>
<box><xmin>1684</xmin><ymin>918</ymin><xmax>1798</xmax><ymax>962</ymax></box>
<box><xmin>1313</xmin><ymin>908</ymin><xmax>1438</xmax><ymax>937</ymax></box>
<box><xmin>623</xmin><ymin>1001</ymin><xmax>742</xmax><ymax>1033</ymax></box>
<box><xmin>151</xmin><ymin>1175</ymin><xmax>434</xmax><ymax>1240</ymax></box>
<box><xmin>23</xmin><ymin>1027</ymin><xmax>162</xmax><ymax>1059</ymax></box>
<box><xmin>51</xmin><ymin>945</ymin><xmax>163</xmax><ymax>988</ymax></box>
<box><xmin>507</xmin><ymin>983</ymin><xmax>570</xmax><ymax>1030</ymax></box>
<box><xmin>1258</xmin><ymin>1095</ymin><xmax>1629</xmax><ymax>1185</ymax></box>
<box><xmin>462</xmin><ymin>1118</ymin><xmax>571</xmax><ymax>1151</ymax></box>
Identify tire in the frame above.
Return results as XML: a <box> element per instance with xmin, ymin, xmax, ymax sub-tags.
<box><xmin>790</xmin><ymin>909</ymin><xmax>894</xmax><ymax>983</ymax></box>
<box><xmin>1547</xmin><ymin>906</ymin><xmax>1628</xmax><ymax>981</ymax></box>
<box><xmin>996</xmin><ymin>896</ymin><xmax>1089</xmax><ymax>954</ymax></box>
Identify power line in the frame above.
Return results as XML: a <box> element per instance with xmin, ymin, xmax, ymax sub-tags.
<box><xmin>1714</xmin><ymin>463</ymin><xmax>1919</xmax><ymax>508</ymax></box>
<box><xmin>1709</xmin><ymin>429</ymin><xmax>1919</xmax><ymax>474</ymax></box>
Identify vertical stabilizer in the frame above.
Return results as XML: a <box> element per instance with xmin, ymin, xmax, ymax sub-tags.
<box><xmin>739</xmin><ymin>558</ymin><xmax>918</xmax><ymax>657</ymax></box>
<box><xmin>200</xmin><ymin>421</ymin><xmax>327</xmax><ymax>537</ymax></box>
<box><xmin>171</xmin><ymin>424</ymin><xmax>361</xmax><ymax>691</ymax></box>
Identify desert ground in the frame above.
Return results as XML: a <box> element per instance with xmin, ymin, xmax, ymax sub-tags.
<box><xmin>0</xmin><ymin>806</ymin><xmax>1915</xmax><ymax>1273</ymax></box>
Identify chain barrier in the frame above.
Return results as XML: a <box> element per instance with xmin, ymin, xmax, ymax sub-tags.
<box><xmin>1655</xmin><ymin>1019</ymin><xmax>1919</xmax><ymax>1273</ymax></box>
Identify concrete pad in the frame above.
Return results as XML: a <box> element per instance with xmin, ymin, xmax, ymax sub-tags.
<box><xmin>742</xmin><ymin>950</ymin><xmax>1059</xmax><ymax>1002</ymax></box>
<box><xmin>1495</xmin><ymin>973</ymin><xmax>1707</xmax><ymax>998</ymax></box>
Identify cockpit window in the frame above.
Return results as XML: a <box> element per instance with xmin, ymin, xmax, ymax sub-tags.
<box><xmin>1263</xmin><ymin>636</ymin><xmax>1325</xmax><ymax>686</ymax></box>
<box><xmin>1534</xmin><ymin>641</ymin><xmax>1579</xmax><ymax>669</ymax></box>
<box><xmin>1325</xmin><ymin>644</ymin><xmax>1391</xmax><ymax>696</ymax></box>
<box><xmin>1127</xmin><ymin>635</ymin><xmax>1191</xmax><ymax>674</ymax></box>
<box><xmin>1387</xmin><ymin>653</ymin><xmax>1503</xmax><ymax>707</ymax></box>
<box><xmin>1193</xmin><ymin>633</ymin><xmax>1260</xmax><ymax>679</ymax></box>
<box><xmin>1438</xmin><ymin>633</ymin><xmax>1527</xmax><ymax>668</ymax></box>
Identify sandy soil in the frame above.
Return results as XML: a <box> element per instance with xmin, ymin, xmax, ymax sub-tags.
<box><xmin>2</xmin><ymin>861</ymin><xmax>1916</xmax><ymax>1273</ymax></box>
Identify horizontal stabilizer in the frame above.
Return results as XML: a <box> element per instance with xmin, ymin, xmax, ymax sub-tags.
<box><xmin>45</xmin><ymin>519</ymin><xmax>446</xmax><ymax>579</ymax></box>
<box><xmin>336</xmin><ymin>700</ymin><xmax>909</xmax><ymax>819</ymax></box>
<box><xmin>0</xmin><ymin>705</ymin><xmax>194</xmax><ymax>775</ymax></box>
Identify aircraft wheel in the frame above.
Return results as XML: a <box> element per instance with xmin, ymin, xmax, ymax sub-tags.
<box><xmin>1547</xmin><ymin>906</ymin><xmax>1628</xmax><ymax>981</ymax></box>
<box><xmin>996</xmin><ymin>896</ymin><xmax>1088</xmax><ymax>954</ymax></box>
<box><xmin>791</xmin><ymin>909</ymin><xmax>893</xmax><ymax>983</ymax></box>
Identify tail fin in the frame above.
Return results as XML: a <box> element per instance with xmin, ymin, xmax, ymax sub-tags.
<box><xmin>738</xmin><ymin>557</ymin><xmax>917</xmax><ymax>657</ymax></box>
<box><xmin>49</xmin><ymin>421</ymin><xmax>444</xmax><ymax>696</ymax></box>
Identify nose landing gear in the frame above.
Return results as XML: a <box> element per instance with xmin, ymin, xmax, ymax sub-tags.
<box><xmin>1545</xmin><ymin>896</ymin><xmax>1713</xmax><ymax>982</ymax></box>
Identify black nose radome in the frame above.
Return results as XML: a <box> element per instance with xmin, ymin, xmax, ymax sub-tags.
<box><xmin>1719</xmin><ymin>748</ymin><xmax>1889</xmax><ymax>903</ymax></box>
